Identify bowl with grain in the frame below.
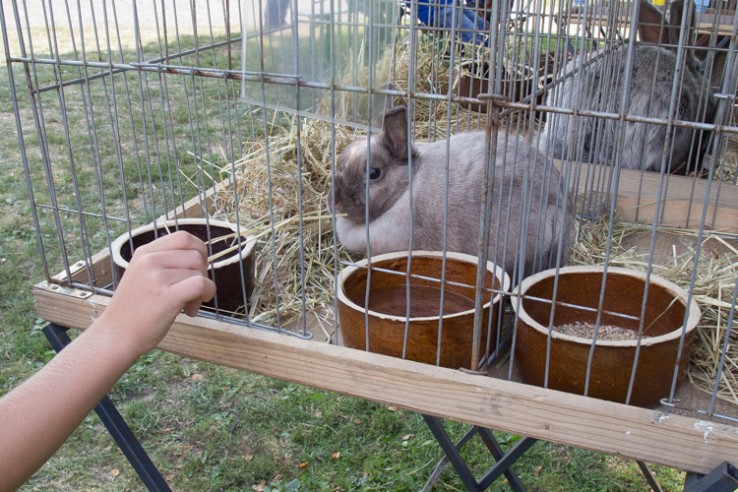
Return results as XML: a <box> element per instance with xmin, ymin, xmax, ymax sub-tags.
<box><xmin>511</xmin><ymin>265</ymin><xmax>701</xmax><ymax>407</ymax></box>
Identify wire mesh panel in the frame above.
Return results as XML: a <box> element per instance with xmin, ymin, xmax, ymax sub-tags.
<box><xmin>241</xmin><ymin>0</ymin><xmax>400</xmax><ymax>126</ymax></box>
<box><xmin>2</xmin><ymin>0</ymin><xmax>249</xmax><ymax>292</ymax></box>
<box><xmin>5</xmin><ymin>0</ymin><xmax>738</xmax><ymax>477</ymax></box>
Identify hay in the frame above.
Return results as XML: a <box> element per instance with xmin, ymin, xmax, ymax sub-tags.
<box><xmin>211</xmin><ymin>32</ymin><xmax>482</xmax><ymax>336</ymax></box>
<box><xmin>211</xmin><ymin>114</ymin><xmax>353</xmax><ymax>338</ymax></box>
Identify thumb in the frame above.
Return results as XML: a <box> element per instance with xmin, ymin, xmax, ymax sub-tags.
<box><xmin>177</xmin><ymin>276</ymin><xmax>217</xmax><ymax>317</ymax></box>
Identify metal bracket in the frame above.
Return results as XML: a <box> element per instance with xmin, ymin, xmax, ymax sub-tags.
<box><xmin>684</xmin><ymin>462</ymin><xmax>738</xmax><ymax>492</ymax></box>
<box><xmin>35</xmin><ymin>280</ymin><xmax>93</xmax><ymax>299</ymax></box>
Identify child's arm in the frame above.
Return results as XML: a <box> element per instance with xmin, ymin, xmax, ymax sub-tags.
<box><xmin>0</xmin><ymin>231</ymin><xmax>216</xmax><ymax>490</ymax></box>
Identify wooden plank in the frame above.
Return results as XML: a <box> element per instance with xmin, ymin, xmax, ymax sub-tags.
<box><xmin>156</xmin><ymin>174</ymin><xmax>238</xmax><ymax>222</ymax></box>
<box><xmin>555</xmin><ymin>160</ymin><xmax>738</xmax><ymax>233</ymax></box>
<box><xmin>33</xmin><ymin>285</ymin><xmax>738</xmax><ymax>475</ymax></box>
<box><xmin>566</xmin><ymin>10</ymin><xmax>631</xmax><ymax>27</ymax></box>
<box><xmin>52</xmin><ymin>247</ymin><xmax>116</xmax><ymax>287</ymax></box>
<box><xmin>697</xmin><ymin>10</ymin><xmax>737</xmax><ymax>36</ymax></box>
<box><xmin>560</xmin><ymin>2</ymin><xmax>633</xmax><ymax>31</ymax></box>
<box><xmin>564</xmin><ymin>5</ymin><xmax>735</xmax><ymax>36</ymax></box>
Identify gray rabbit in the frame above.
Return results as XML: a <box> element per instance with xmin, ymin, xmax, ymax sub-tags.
<box><xmin>541</xmin><ymin>0</ymin><xmax>720</xmax><ymax>174</ymax></box>
<box><xmin>330</xmin><ymin>106</ymin><xmax>576</xmax><ymax>278</ymax></box>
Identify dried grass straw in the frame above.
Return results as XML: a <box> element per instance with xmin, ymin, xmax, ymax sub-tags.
<box><xmin>211</xmin><ymin>116</ymin><xmax>349</xmax><ymax>339</ymax></box>
<box><xmin>211</xmin><ymin>33</ymin><xmax>484</xmax><ymax>337</ymax></box>
<box><xmin>211</xmin><ymin>30</ymin><xmax>738</xmax><ymax>405</ymax></box>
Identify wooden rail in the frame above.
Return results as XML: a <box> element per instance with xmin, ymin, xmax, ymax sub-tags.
<box><xmin>555</xmin><ymin>160</ymin><xmax>738</xmax><ymax>233</ymax></box>
<box><xmin>698</xmin><ymin>9</ymin><xmax>738</xmax><ymax>36</ymax></box>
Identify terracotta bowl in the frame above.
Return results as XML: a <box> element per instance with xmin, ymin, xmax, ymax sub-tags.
<box><xmin>337</xmin><ymin>251</ymin><xmax>510</xmax><ymax>370</ymax></box>
<box><xmin>112</xmin><ymin>218</ymin><xmax>256</xmax><ymax>316</ymax></box>
<box><xmin>512</xmin><ymin>265</ymin><xmax>701</xmax><ymax>407</ymax></box>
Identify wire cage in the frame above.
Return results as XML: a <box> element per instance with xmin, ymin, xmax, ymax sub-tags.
<box><xmin>4</xmin><ymin>0</ymin><xmax>738</xmax><ymax>486</ymax></box>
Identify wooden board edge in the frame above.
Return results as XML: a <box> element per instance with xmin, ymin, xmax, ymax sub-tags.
<box><xmin>156</xmin><ymin>175</ymin><xmax>237</xmax><ymax>222</ymax></box>
<box><xmin>554</xmin><ymin>160</ymin><xmax>738</xmax><ymax>233</ymax></box>
<box><xmin>52</xmin><ymin>247</ymin><xmax>115</xmax><ymax>286</ymax></box>
<box><xmin>33</xmin><ymin>285</ymin><xmax>738</xmax><ymax>475</ymax></box>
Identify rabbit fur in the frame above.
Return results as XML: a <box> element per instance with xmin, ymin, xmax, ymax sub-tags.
<box><xmin>541</xmin><ymin>0</ymin><xmax>720</xmax><ymax>174</ymax></box>
<box><xmin>330</xmin><ymin>106</ymin><xmax>576</xmax><ymax>278</ymax></box>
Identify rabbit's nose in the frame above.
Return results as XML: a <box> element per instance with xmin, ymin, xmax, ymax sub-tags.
<box><xmin>331</xmin><ymin>199</ymin><xmax>343</xmax><ymax>213</ymax></box>
<box><xmin>326</xmin><ymin>192</ymin><xmax>344</xmax><ymax>214</ymax></box>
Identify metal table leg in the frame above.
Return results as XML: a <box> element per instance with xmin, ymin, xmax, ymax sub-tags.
<box><xmin>422</xmin><ymin>414</ymin><xmax>537</xmax><ymax>491</ymax></box>
<box><xmin>683</xmin><ymin>462</ymin><xmax>738</xmax><ymax>492</ymax></box>
<box><xmin>42</xmin><ymin>323</ymin><xmax>171</xmax><ymax>492</ymax></box>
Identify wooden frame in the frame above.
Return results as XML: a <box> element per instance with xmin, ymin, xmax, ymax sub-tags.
<box><xmin>32</xmin><ymin>286</ymin><xmax>738</xmax><ymax>475</ymax></box>
<box><xmin>557</xmin><ymin>160</ymin><xmax>738</xmax><ymax>233</ymax></box>
<box><xmin>697</xmin><ymin>8</ymin><xmax>737</xmax><ymax>36</ymax></box>
<box><xmin>34</xmin><ymin>170</ymin><xmax>738</xmax><ymax>475</ymax></box>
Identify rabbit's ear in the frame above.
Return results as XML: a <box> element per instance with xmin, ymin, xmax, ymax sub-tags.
<box><xmin>638</xmin><ymin>0</ymin><xmax>670</xmax><ymax>44</ymax></box>
<box><xmin>667</xmin><ymin>0</ymin><xmax>697</xmax><ymax>46</ymax></box>
<box><xmin>382</xmin><ymin>106</ymin><xmax>409</xmax><ymax>162</ymax></box>
<box><xmin>370</xmin><ymin>82</ymin><xmax>398</xmax><ymax>129</ymax></box>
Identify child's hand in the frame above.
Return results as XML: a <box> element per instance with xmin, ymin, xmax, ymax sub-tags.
<box><xmin>100</xmin><ymin>230</ymin><xmax>217</xmax><ymax>356</ymax></box>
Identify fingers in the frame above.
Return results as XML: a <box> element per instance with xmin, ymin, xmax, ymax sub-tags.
<box><xmin>128</xmin><ymin>231</ymin><xmax>210</xmax><ymax>281</ymax></box>
<box><xmin>133</xmin><ymin>248</ymin><xmax>209</xmax><ymax>276</ymax></box>
<box><xmin>123</xmin><ymin>231</ymin><xmax>217</xmax><ymax>313</ymax></box>
<box><xmin>102</xmin><ymin>231</ymin><xmax>220</xmax><ymax>358</ymax></box>
<box><xmin>167</xmin><ymin>271</ymin><xmax>217</xmax><ymax>317</ymax></box>
<box><xmin>179</xmin><ymin>276</ymin><xmax>217</xmax><ymax>317</ymax></box>
<box><xmin>134</xmin><ymin>247</ymin><xmax>214</xmax><ymax>300</ymax></box>
<box><xmin>134</xmin><ymin>230</ymin><xmax>209</xmax><ymax>263</ymax></box>
<box><xmin>139</xmin><ymin>237</ymin><xmax>215</xmax><ymax>311</ymax></box>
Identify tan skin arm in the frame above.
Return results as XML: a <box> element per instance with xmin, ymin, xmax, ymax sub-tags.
<box><xmin>0</xmin><ymin>231</ymin><xmax>216</xmax><ymax>490</ymax></box>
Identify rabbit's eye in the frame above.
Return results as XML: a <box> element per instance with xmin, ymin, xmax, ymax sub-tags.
<box><xmin>368</xmin><ymin>167</ymin><xmax>382</xmax><ymax>180</ymax></box>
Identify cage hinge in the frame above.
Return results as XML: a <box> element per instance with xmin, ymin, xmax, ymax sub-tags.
<box><xmin>35</xmin><ymin>281</ymin><xmax>94</xmax><ymax>299</ymax></box>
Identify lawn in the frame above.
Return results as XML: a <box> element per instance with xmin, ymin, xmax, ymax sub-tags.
<box><xmin>0</xmin><ymin>26</ymin><xmax>689</xmax><ymax>492</ymax></box>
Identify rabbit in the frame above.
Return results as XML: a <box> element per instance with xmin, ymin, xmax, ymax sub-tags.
<box><xmin>541</xmin><ymin>0</ymin><xmax>721</xmax><ymax>175</ymax></box>
<box><xmin>329</xmin><ymin>106</ymin><xmax>576</xmax><ymax>278</ymax></box>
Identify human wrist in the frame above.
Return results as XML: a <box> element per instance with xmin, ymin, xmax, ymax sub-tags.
<box><xmin>87</xmin><ymin>309</ymin><xmax>146</xmax><ymax>366</ymax></box>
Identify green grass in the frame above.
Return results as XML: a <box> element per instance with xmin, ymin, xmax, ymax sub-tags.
<box><xmin>0</xmin><ymin>34</ymin><xmax>690</xmax><ymax>492</ymax></box>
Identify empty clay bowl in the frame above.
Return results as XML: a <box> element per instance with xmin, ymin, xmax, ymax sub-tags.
<box><xmin>337</xmin><ymin>251</ymin><xmax>510</xmax><ymax>370</ymax></box>
<box><xmin>512</xmin><ymin>265</ymin><xmax>701</xmax><ymax>407</ymax></box>
<box><xmin>112</xmin><ymin>218</ymin><xmax>256</xmax><ymax>316</ymax></box>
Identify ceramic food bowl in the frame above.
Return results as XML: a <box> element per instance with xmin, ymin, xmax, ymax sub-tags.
<box><xmin>337</xmin><ymin>251</ymin><xmax>510</xmax><ymax>369</ymax></box>
<box><xmin>112</xmin><ymin>218</ymin><xmax>256</xmax><ymax>316</ymax></box>
<box><xmin>512</xmin><ymin>265</ymin><xmax>701</xmax><ymax>407</ymax></box>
